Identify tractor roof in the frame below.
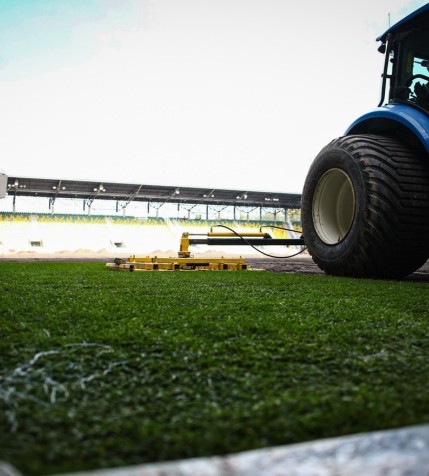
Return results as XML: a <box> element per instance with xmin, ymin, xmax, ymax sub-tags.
<box><xmin>377</xmin><ymin>3</ymin><xmax>429</xmax><ymax>43</ymax></box>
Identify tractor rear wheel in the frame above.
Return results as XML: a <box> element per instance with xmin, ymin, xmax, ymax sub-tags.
<box><xmin>301</xmin><ymin>134</ymin><xmax>429</xmax><ymax>278</ymax></box>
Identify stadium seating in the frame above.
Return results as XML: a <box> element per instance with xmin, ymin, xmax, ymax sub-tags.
<box><xmin>0</xmin><ymin>213</ymin><xmax>300</xmax><ymax>256</ymax></box>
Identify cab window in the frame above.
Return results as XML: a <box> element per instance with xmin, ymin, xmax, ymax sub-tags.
<box><xmin>394</xmin><ymin>30</ymin><xmax>429</xmax><ymax>111</ymax></box>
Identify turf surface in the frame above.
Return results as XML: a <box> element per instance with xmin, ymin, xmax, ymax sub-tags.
<box><xmin>0</xmin><ymin>262</ymin><xmax>428</xmax><ymax>474</ymax></box>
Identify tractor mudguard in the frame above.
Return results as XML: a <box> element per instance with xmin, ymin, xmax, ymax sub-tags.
<box><xmin>345</xmin><ymin>103</ymin><xmax>429</xmax><ymax>156</ymax></box>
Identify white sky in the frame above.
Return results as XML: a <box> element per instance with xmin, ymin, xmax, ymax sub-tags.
<box><xmin>0</xmin><ymin>0</ymin><xmax>428</xmax><ymax>194</ymax></box>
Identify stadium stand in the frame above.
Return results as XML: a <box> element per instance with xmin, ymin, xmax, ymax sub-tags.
<box><xmin>0</xmin><ymin>176</ymin><xmax>302</xmax><ymax>256</ymax></box>
<box><xmin>0</xmin><ymin>213</ymin><xmax>301</xmax><ymax>257</ymax></box>
<box><xmin>0</xmin><ymin>211</ymin><xmax>32</xmax><ymax>222</ymax></box>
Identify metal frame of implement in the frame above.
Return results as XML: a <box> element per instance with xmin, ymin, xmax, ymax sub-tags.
<box><xmin>106</xmin><ymin>230</ymin><xmax>305</xmax><ymax>271</ymax></box>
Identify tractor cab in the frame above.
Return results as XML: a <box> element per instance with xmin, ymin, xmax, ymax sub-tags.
<box><xmin>378</xmin><ymin>4</ymin><xmax>429</xmax><ymax>113</ymax></box>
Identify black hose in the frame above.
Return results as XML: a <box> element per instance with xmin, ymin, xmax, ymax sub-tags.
<box><xmin>212</xmin><ymin>224</ymin><xmax>307</xmax><ymax>259</ymax></box>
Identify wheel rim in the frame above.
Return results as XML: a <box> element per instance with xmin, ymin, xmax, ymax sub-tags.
<box><xmin>312</xmin><ymin>168</ymin><xmax>355</xmax><ymax>245</ymax></box>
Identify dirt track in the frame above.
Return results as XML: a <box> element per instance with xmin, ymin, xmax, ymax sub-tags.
<box><xmin>246</xmin><ymin>255</ymin><xmax>323</xmax><ymax>274</ymax></box>
<box><xmin>246</xmin><ymin>255</ymin><xmax>429</xmax><ymax>281</ymax></box>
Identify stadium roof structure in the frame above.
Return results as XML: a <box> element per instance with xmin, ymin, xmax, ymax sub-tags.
<box><xmin>5</xmin><ymin>176</ymin><xmax>302</xmax><ymax>209</ymax></box>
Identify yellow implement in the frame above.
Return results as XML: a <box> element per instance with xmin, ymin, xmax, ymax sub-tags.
<box><xmin>106</xmin><ymin>227</ymin><xmax>303</xmax><ymax>272</ymax></box>
<box><xmin>106</xmin><ymin>255</ymin><xmax>248</xmax><ymax>272</ymax></box>
<box><xmin>106</xmin><ymin>230</ymin><xmax>257</xmax><ymax>271</ymax></box>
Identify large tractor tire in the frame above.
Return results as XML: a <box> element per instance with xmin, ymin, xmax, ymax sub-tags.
<box><xmin>301</xmin><ymin>134</ymin><xmax>429</xmax><ymax>278</ymax></box>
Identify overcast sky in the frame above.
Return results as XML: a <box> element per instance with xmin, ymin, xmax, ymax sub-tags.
<box><xmin>0</xmin><ymin>0</ymin><xmax>427</xmax><ymax>194</ymax></box>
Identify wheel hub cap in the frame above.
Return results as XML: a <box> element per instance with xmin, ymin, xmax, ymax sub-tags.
<box><xmin>312</xmin><ymin>169</ymin><xmax>355</xmax><ymax>244</ymax></box>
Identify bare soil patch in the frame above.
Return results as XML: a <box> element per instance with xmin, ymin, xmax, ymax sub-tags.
<box><xmin>247</xmin><ymin>255</ymin><xmax>429</xmax><ymax>281</ymax></box>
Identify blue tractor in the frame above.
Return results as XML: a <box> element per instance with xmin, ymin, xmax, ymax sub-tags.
<box><xmin>301</xmin><ymin>4</ymin><xmax>429</xmax><ymax>278</ymax></box>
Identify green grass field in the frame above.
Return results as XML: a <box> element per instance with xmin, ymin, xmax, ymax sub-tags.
<box><xmin>1</xmin><ymin>262</ymin><xmax>428</xmax><ymax>475</ymax></box>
